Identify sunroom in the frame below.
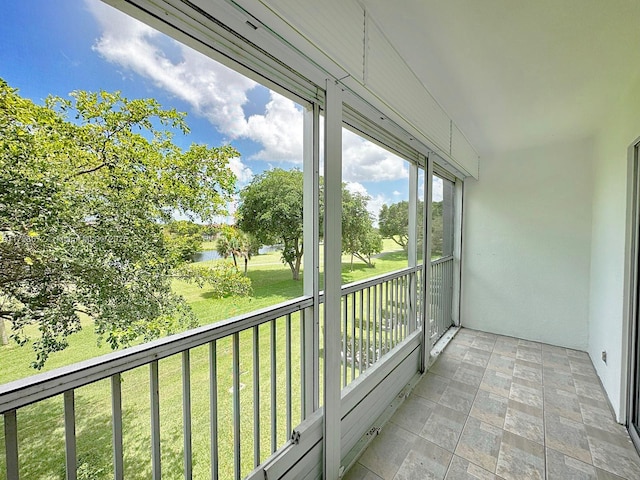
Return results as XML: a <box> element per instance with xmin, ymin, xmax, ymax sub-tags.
<box><xmin>2</xmin><ymin>1</ymin><xmax>640</xmax><ymax>479</ymax></box>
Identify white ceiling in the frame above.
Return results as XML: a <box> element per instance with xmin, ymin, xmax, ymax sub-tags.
<box><xmin>362</xmin><ymin>0</ymin><xmax>640</xmax><ymax>156</ymax></box>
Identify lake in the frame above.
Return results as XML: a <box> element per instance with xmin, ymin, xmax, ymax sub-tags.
<box><xmin>192</xmin><ymin>245</ymin><xmax>281</xmax><ymax>263</ymax></box>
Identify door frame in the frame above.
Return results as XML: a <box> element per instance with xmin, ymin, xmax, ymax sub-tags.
<box><xmin>625</xmin><ymin>136</ymin><xmax>640</xmax><ymax>449</ymax></box>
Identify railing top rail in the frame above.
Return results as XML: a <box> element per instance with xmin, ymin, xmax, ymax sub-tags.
<box><xmin>0</xmin><ymin>295</ymin><xmax>313</xmax><ymax>414</ymax></box>
<box><xmin>340</xmin><ymin>266</ymin><xmax>420</xmax><ymax>296</ymax></box>
<box><xmin>430</xmin><ymin>255</ymin><xmax>454</xmax><ymax>266</ymax></box>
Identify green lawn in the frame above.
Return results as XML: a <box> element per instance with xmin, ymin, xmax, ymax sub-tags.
<box><xmin>0</xmin><ymin>241</ymin><xmax>408</xmax><ymax>480</ymax></box>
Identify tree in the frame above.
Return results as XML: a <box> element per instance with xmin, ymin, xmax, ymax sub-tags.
<box><xmin>378</xmin><ymin>200</ymin><xmax>424</xmax><ymax>251</ymax></box>
<box><xmin>342</xmin><ymin>189</ymin><xmax>382</xmax><ymax>269</ymax></box>
<box><xmin>378</xmin><ymin>201</ymin><xmax>410</xmax><ymax>249</ymax></box>
<box><xmin>0</xmin><ymin>79</ymin><xmax>239</xmax><ymax>367</ymax></box>
<box><xmin>238</xmin><ymin>169</ymin><xmax>305</xmax><ymax>280</ymax></box>
<box><xmin>165</xmin><ymin>220</ymin><xmax>204</xmax><ymax>262</ymax></box>
<box><xmin>216</xmin><ymin>225</ymin><xmax>253</xmax><ymax>274</ymax></box>
<box><xmin>431</xmin><ymin>201</ymin><xmax>443</xmax><ymax>258</ymax></box>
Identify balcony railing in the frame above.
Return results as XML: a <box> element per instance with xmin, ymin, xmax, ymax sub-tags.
<box><xmin>430</xmin><ymin>255</ymin><xmax>454</xmax><ymax>342</ymax></box>
<box><xmin>0</xmin><ymin>259</ymin><xmax>454</xmax><ymax>480</ymax></box>
<box><xmin>340</xmin><ymin>266</ymin><xmax>420</xmax><ymax>387</ymax></box>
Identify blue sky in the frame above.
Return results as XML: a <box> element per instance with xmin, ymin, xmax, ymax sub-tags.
<box><xmin>0</xmin><ymin>0</ymin><xmax>430</xmax><ymax>222</ymax></box>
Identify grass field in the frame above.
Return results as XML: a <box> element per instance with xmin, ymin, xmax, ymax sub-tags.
<box><xmin>0</xmin><ymin>239</ymin><xmax>408</xmax><ymax>480</ymax></box>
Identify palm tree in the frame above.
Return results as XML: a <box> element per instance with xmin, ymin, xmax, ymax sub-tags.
<box><xmin>216</xmin><ymin>226</ymin><xmax>252</xmax><ymax>274</ymax></box>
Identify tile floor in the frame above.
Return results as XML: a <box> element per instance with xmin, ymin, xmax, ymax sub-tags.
<box><xmin>344</xmin><ymin>328</ymin><xmax>640</xmax><ymax>480</ymax></box>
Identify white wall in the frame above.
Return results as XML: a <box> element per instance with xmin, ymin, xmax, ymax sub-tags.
<box><xmin>588</xmin><ymin>78</ymin><xmax>640</xmax><ymax>421</ymax></box>
<box><xmin>461</xmin><ymin>138</ymin><xmax>594</xmax><ymax>350</ymax></box>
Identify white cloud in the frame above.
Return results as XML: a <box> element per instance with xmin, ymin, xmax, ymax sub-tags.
<box><xmin>432</xmin><ymin>177</ymin><xmax>444</xmax><ymax>202</ymax></box>
<box><xmin>342</xmin><ymin>129</ymin><xmax>409</xmax><ymax>183</ymax></box>
<box><xmin>85</xmin><ymin>2</ymin><xmax>420</xmax><ymax>182</ymax></box>
<box><xmin>344</xmin><ymin>181</ymin><xmax>368</xmax><ymax>197</ymax></box>
<box><xmin>87</xmin><ymin>0</ymin><xmax>255</xmax><ymax>138</ymax></box>
<box><xmin>392</xmin><ymin>190</ymin><xmax>401</xmax><ymax>196</ymax></box>
<box><xmin>229</xmin><ymin>156</ymin><xmax>253</xmax><ymax>184</ymax></box>
<box><xmin>86</xmin><ymin>1</ymin><xmax>302</xmax><ymax>163</ymax></box>
<box><xmin>246</xmin><ymin>92</ymin><xmax>304</xmax><ymax>163</ymax></box>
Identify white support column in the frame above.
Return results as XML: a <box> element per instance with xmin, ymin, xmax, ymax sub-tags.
<box><xmin>303</xmin><ymin>103</ymin><xmax>320</xmax><ymax>417</ymax></box>
<box><xmin>420</xmin><ymin>155</ymin><xmax>434</xmax><ymax>373</ymax></box>
<box><xmin>323</xmin><ymin>78</ymin><xmax>342</xmax><ymax>480</ymax></box>
<box><xmin>408</xmin><ymin>163</ymin><xmax>418</xmax><ymax>333</ymax></box>
<box><xmin>452</xmin><ymin>179</ymin><xmax>464</xmax><ymax>326</ymax></box>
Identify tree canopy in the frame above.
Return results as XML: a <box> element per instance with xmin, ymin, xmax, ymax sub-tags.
<box><xmin>378</xmin><ymin>199</ymin><xmax>444</xmax><ymax>258</ymax></box>
<box><xmin>0</xmin><ymin>79</ymin><xmax>240</xmax><ymax>367</ymax></box>
<box><xmin>378</xmin><ymin>200</ymin><xmax>423</xmax><ymax>250</ymax></box>
<box><xmin>342</xmin><ymin>189</ymin><xmax>382</xmax><ymax>269</ymax></box>
<box><xmin>237</xmin><ymin>168</ymin><xmax>305</xmax><ymax>280</ymax></box>
<box><xmin>216</xmin><ymin>225</ymin><xmax>253</xmax><ymax>274</ymax></box>
<box><xmin>238</xmin><ymin>168</ymin><xmax>382</xmax><ymax>279</ymax></box>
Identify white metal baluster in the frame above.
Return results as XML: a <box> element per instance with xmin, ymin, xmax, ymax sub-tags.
<box><xmin>365</xmin><ymin>287</ymin><xmax>371</xmax><ymax>369</ymax></box>
<box><xmin>384</xmin><ymin>281</ymin><xmax>389</xmax><ymax>353</ymax></box>
<box><xmin>209</xmin><ymin>341</ymin><xmax>219</xmax><ymax>480</ymax></box>
<box><xmin>150</xmin><ymin>361</ymin><xmax>161</xmax><ymax>480</ymax></box>
<box><xmin>358</xmin><ymin>290</ymin><xmax>363</xmax><ymax>373</ymax></box>
<box><xmin>5</xmin><ymin>410</ymin><xmax>19</xmax><ymax>480</ymax></box>
<box><xmin>285</xmin><ymin>313</ymin><xmax>292</xmax><ymax>436</ymax></box>
<box><xmin>449</xmin><ymin>259</ymin><xmax>454</xmax><ymax>328</ymax></box>
<box><xmin>342</xmin><ymin>296</ymin><xmax>348</xmax><ymax>387</ymax></box>
<box><xmin>182</xmin><ymin>351</ymin><xmax>192</xmax><ymax>479</ymax></box>
<box><xmin>270</xmin><ymin>320</ymin><xmax>277</xmax><ymax>453</ymax></box>
<box><xmin>373</xmin><ymin>284</ymin><xmax>378</xmax><ymax>362</ymax></box>
<box><xmin>64</xmin><ymin>390</ymin><xmax>77</xmax><ymax>480</ymax></box>
<box><xmin>398</xmin><ymin>277</ymin><xmax>403</xmax><ymax>341</ymax></box>
<box><xmin>299</xmin><ymin>310</ymin><xmax>306</xmax><ymax>420</ymax></box>
<box><xmin>378</xmin><ymin>283</ymin><xmax>383</xmax><ymax>357</ymax></box>
<box><xmin>232</xmin><ymin>333</ymin><xmax>241</xmax><ymax>480</ymax></box>
<box><xmin>404</xmin><ymin>274</ymin><xmax>409</xmax><ymax>338</ymax></box>
<box><xmin>393</xmin><ymin>278</ymin><xmax>397</xmax><ymax>345</ymax></box>
<box><xmin>111</xmin><ymin>374</ymin><xmax>124</xmax><ymax>480</ymax></box>
<box><xmin>438</xmin><ymin>263</ymin><xmax>442</xmax><ymax>333</ymax></box>
<box><xmin>351</xmin><ymin>292</ymin><xmax>356</xmax><ymax>382</ymax></box>
<box><xmin>252</xmin><ymin>325</ymin><xmax>260</xmax><ymax>467</ymax></box>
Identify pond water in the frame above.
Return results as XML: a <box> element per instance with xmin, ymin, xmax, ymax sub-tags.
<box><xmin>192</xmin><ymin>244</ymin><xmax>280</xmax><ymax>263</ymax></box>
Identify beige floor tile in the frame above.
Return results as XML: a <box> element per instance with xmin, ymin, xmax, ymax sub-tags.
<box><xmin>509</xmin><ymin>380</ymin><xmax>543</xmax><ymax>409</ymax></box>
<box><xmin>346</xmin><ymin>329</ymin><xmax>640</xmax><ymax>480</ymax></box>
<box><xmin>391</xmin><ymin>393</ymin><xmax>437</xmax><ymax>435</ymax></box>
<box><xmin>486</xmin><ymin>353</ymin><xmax>516</xmax><ymax>375</ymax></box>
<box><xmin>393</xmin><ymin>437</ymin><xmax>452</xmax><ymax>480</ymax></box>
<box><xmin>513</xmin><ymin>361</ymin><xmax>542</xmax><ymax>384</ymax></box>
<box><xmin>420</xmin><ymin>403</ymin><xmax>467</xmax><ymax>452</ymax></box>
<box><xmin>445</xmin><ymin>455</ymin><xmax>498</xmax><ymax>480</ymax></box>
<box><xmin>463</xmin><ymin>347</ymin><xmax>492</xmax><ymax>368</ymax></box>
<box><xmin>358</xmin><ymin>422</ymin><xmax>417</xmax><ymax>479</ymax></box>
<box><xmin>414</xmin><ymin>372</ymin><xmax>450</xmax><ymax>402</ymax></box>
<box><xmin>545</xmin><ymin>413</ymin><xmax>593</xmax><ymax>464</ymax></box>
<box><xmin>516</xmin><ymin>346</ymin><xmax>542</xmax><ymax>364</ymax></box>
<box><xmin>587</xmin><ymin>426</ymin><xmax>640</xmax><ymax>479</ymax></box>
<box><xmin>546</xmin><ymin>447</ymin><xmax>598</xmax><ymax>480</ymax></box>
<box><xmin>480</xmin><ymin>369</ymin><xmax>512</xmax><ymax>398</ymax></box>
<box><xmin>344</xmin><ymin>463</ymin><xmax>384</xmax><ymax>480</ymax></box>
<box><xmin>470</xmin><ymin>389</ymin><xmax>508</xmax><ymax>428</ymax></box>
<box><xmin>496</xmin><ymin>431</ymin><xmax>545</xmax><ymax>480</ymax></box>
<box><xmin>544</xmin><ymin>387</ymin><xmax>583</xmax><ymax>422</ymax></box>
<box><xmin>438</xmin><ymin>380</ymin><xmax>477</xmax><ymax>415</ymax></box>
<box><xmin>455</xmin><ymin>417</ymin><xmax>503</xmax><ymax>472</ymax></box>
<box><xmin>453</xmin><ymin>363</ymin><xmax>485</xmax><ymax>387</ymax></box>
<box><xmin>504</xmin><ymin>400</ymin><xmax>544</xmax><ymax>444</ymax></box>
<box><xmin>544</xmin><ymin>368</ymin><xmax>576</xmax><ymax>393</ymax></box>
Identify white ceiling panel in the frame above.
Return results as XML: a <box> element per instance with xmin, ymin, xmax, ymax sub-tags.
<box><xmin>366</xmin><ymin>19</ymin><xmax>452</xmax><ymax>157</ymax></box>
<box><xmin>452</xmin><ymin>124</ymin><xmax>479</xmax><ymax>179</ymax></box>
<box><xmin>261</xmin><ymin>0</ymin><xmax>366</xmax><ymax>80</ymax></box>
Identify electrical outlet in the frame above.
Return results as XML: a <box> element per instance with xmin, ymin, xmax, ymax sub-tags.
<box><xmin>601</xmin><ymin>351</ymin><xmax>607</xmax><ymax>364</ymax></box>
